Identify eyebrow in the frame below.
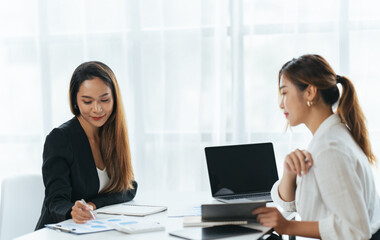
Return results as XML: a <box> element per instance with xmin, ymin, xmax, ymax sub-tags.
<box><xmin>80</xmin><ymin>93</ymin><xmax>110</xmax><ymax>99</ymax></box>
<box><xmin>279</xmin><ymin>86</ymin><xmax>287</xmax><ymax>90</ymax></box>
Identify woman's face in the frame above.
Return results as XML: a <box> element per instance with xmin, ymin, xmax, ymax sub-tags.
<box><xmin>279</xmin><ymin>75</ymin><xmax>308</xmax><ymax>126</ymax></box>
<box><xmin>76</xmin><ymin>77</ymin><xmax>114</xmax><ymax>128</ymax></box>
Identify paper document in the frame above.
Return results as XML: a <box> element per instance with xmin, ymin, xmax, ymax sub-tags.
<box><xmin>168</xmin><ymin>205</ymin><xmax>201</xmax><ymax>217</ymax></box>
<box><xmin>45</xmin><ymin>216</ymin><xmax>134</xmax><ymax>235</ymax></box>
<box><xmin>97</xmin><ymin>203</ymin><xmax>167</xmax><ymax>217</ymax></box>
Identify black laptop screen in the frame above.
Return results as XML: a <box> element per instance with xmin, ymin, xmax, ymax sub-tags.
<box><xmin>205</xmin><ymin>143</ymin><xmax>279</xmax><ymax>197</ymax></box>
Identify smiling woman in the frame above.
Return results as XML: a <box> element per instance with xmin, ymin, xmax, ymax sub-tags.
<box><xmin>35</xmin><ymin>61</ymin><xmax>137</xmax><ymax>230</ymax></box>
<box><xmin>76</xmin><ymin>78</ymin><xmax>114</xmax><ymax>129</ymax></box>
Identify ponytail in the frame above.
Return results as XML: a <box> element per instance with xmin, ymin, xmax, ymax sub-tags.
<box><xmin>337</xmin><ymin>76</ymin><xmax>376</xmax><ymax>165</ymax></box>
<box><xmin>280</xmin><ymin>54</ymin><xmax>376</xmax><ymax>165</ymax></box>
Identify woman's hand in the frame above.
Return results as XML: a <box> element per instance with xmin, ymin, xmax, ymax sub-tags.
<box><xmin>70</xmin><ymin>200</ymin><xmax>96</xmax><ymax>223</ymax></box>
<box><xmin>253</xmin><ymin>207</ymin><xmax>290</xmax><ymax>235</ymax></box>
<box><xmin>284</xmin><ymin>149</ymin><xmax>313</xmax><ymax>177</ymax></box>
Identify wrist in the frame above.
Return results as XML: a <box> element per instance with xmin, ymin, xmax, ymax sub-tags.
<box><xmin>282</xmin><ymin>172</ymin><xmax>297</xmax><ymax>186</ymax></box>
<box><xmin>283</xmin><ymin>170</ymin><xmax>297</xmax><ymax>178</ymax></box>
<box><xmin>281</xmin><ymin>172</ymin><xmax>297</xmax><ymax>186</ymax></box>
<box><xmin>284</xmin><ymin>220</ymin><xmax>296</xmax><ymax>235</ymax></box>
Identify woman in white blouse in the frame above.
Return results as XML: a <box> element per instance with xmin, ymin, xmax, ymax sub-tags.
<box><xmin>253</xmin><ymin>54</ymin><xmax>380</xmax><ymax>239</ymax></box>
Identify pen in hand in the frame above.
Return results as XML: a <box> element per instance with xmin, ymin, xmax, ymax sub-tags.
<box><xmin>81</xmin><ymin>199</ymin><xmax>96</xmax><ymax>220</ymax></box>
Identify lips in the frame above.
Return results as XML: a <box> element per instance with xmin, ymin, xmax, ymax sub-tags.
<box><xmin>284</xmin><ymin>113</ymin><xmax>289</xmax><ymax>118</ymax></box>
<box><xmin>92</xmin><ymin>115</ymin><xmax>104</xmax><ymax>121</ymax></box>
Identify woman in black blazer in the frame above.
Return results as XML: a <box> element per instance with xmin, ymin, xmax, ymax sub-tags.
<box><xmin>36</xmin><ymin>61</ymin><xmax>137</xmax><ymax>230</ymax></box>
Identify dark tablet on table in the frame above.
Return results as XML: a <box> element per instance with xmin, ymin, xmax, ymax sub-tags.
<box><xmin>169</xmin><ymin>225</ymin><xmax>261</xmax><ymax>240</ymax></box>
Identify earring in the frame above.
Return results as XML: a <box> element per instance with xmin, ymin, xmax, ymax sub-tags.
<box><xmin>307</xmin><ymin>100</ymin><xmax>313</xmax><ymax>107</ymax></box>
<box><xmin>74</xmin><ymin>104</ymin><xmax>78</xmax><ymax>109</ymax></box>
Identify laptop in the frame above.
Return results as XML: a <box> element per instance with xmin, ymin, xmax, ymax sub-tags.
<box><xmin>204</xmin><ymin>143</ymin><xmax>279</xmax><ymax>203</ymax></box>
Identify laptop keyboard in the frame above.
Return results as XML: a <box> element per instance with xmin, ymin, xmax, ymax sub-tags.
<box><xmin>221</xmin><ymin>193</ymin><xmax>271</xmax><ymax>201</ymax></box>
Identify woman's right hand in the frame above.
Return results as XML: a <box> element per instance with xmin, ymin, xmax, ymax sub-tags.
<box><xmin>70</xmin><ymin>200</ymin><xmax>94</xmax><ymax>224</ymax></box>
<box><xmin>284</xmin><ymin>149</ymin><xmax>313</xmax><ymax>177</ymax></box>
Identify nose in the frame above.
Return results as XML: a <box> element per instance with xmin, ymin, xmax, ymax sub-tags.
<box><xmin>93</xmin><ymin>102</ymin><xmax>102</xmax><ymax>112</ymax></box>
<box><xmin>279</xmin><ymin>95</ymin><xmax>284</xmax><ymax>109</ymax></box>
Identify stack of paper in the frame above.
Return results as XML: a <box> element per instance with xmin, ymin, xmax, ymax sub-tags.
<box><xmin>183</xmin><ymin>216</ymin><xmax>247</xmax><ymax>227</ymax></box>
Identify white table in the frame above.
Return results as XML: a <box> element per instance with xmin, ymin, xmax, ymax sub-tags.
<box><xmin>15</xmin><ymin>192</ymin><xmax>276</xmax><ymax>240</ymax></box>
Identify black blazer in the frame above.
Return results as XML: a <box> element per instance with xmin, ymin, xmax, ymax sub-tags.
<box><xmin>35</xmin><ymin>117</ymin><xmax>137</xmax><ymax>230</ymax></box>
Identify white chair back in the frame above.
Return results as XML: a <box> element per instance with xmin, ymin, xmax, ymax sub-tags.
<box><xmin>0</xmin><ymin>173</ymin><xmax>44</xmax><ymax>240</ymax></box>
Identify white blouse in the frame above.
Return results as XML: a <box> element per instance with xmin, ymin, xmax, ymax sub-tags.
<box><xmin>271</xmin><ymin>114</ymin><xmax>380</xmax><ymax>240</ymax></box>
<box><xmin>96</xmin><ymin>168</ymin><xmax>110</xmax><ymax>193</ymax></box>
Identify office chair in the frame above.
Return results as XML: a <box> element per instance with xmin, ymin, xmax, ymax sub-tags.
<box><xmin>0</xmin><ymin>173</ymin><xmax>44</xmax><ymax>240</ymax></box>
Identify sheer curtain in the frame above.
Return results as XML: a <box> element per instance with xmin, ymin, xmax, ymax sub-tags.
<box><xmin>0</xmin><ymin>0</ymin><xmax>379</xmax><ymax>194</ymax></box>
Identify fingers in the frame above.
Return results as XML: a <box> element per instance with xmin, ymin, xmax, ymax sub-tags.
<box><xmin>252</xmin><ymin>207</ymin><xmax>284</xmax><ymax>228</ymax></box>
<box><xmin>292</xmin><ymin>152</ymin><xmax>301</xmax><ymax>176</ymax></box>
<box><xmin>294</xmin><ymin>149</ymin><xmax>306</xmax><ymax>176</ymax></box>
<box><xmin>285</xmin><ymin>149</ymin><xmax>313</xmax><ymax>176</ymax></box>
<box><xmin>87</xmin><ymin>202</ymin><xmax>96</xmax><ymax>211</ymax></box>
<box><xmin>252</xmin><ymin>207</ymin><xmax>277</xmax><ymax>215</ymax></box>
<box><xmin>73</xmin><ymin>217</ymin><xmax>88</xmax><ymax>224</ymax></box>
<box><xmin>71</xmin><ymin>200</ymin><xmax>93</xmax><ymax>223</ymax></box>
<box><xmin>285</xmin><ymin>152</ymin><xmax>301</xmax><ymax>176</ymax></box>
<box><xmin>303</xmin><ymin>150</ymin><xmax>313</xmax><ymax>168</ymax></box>
<box><xmin>76</xmin><ymin>200</ymin><xmax>92</xmax><ymax>211</ymax></box>
<box><xmin>284</xmin><ymin>153</ymin><xmax>297</xmax><ymax>175</ymax></box>
<box><xmin>256</xmin><ymin>212</ymin><xmax>276</xmax><ymax>223</ymax></box>
<box><xmin>71</xmin><ymin>211</ymin><xmax>92</xmax><ymax>223</ymax></box>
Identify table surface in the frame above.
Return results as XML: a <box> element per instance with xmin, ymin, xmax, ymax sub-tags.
<box><xmin>15</xmin><ymin>191</ymin><xmax>276</xmax><ymax>240</ymax></box>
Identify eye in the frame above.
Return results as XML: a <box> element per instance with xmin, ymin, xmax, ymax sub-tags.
<box><xmin>83</xmin><ymin>101</ymin><xmax>92</xmax><ymax>105</ymax></box>
<box><xmin>101</xmin><ymin>99</ymin><xmax>110</xmax><ymax>103</ymax></box>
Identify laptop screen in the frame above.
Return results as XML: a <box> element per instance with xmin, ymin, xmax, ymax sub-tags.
<box><xmin>205</xmin><ymin>143</ymin><xmax>279</xmax><ymax>197</ymax></box>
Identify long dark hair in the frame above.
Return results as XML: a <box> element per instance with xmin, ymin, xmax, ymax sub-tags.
<box><xmin>69</xmin><ymin>61</ymin><xmax>135</xmax><ymax>192</ymax></box>
<box><xmin>279</xmin><ymin>54</ymin><xmax>376</xmax><ymax>165</ymax></box>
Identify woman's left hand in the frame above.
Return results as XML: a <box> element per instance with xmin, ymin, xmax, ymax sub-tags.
<box><xmin>253</xmin><ymin>207</ymin><xmax>290</xmax><ymax>235</ymax></box>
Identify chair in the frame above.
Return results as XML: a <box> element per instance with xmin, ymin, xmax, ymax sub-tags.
<box><xmin>0</xmin><ymin>173</ymin><xmax>44</xmax><ymax>240</ymax></box>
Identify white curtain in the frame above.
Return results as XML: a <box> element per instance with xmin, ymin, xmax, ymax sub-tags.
<box><xmin>0</xmin><ymin>0</ymin><xmax>380</xmax><ymax>194</ymax></box>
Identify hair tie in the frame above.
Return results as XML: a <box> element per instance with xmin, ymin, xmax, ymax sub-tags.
<box><xmin>336</xmin><ymin>75</ymin><xmax>342</xmax><ymax>84</ymax></box>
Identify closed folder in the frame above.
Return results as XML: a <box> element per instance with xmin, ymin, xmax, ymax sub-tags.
<box><xmin>201</xmin><ymin>201</ymin><xmax>266</xmax><ymax>222</ymax></box>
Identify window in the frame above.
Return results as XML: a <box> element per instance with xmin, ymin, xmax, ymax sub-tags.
<box><xmin>0</xmin><ymin>0</ymin><xmax>379</xmax><ymax>193</ymax></box>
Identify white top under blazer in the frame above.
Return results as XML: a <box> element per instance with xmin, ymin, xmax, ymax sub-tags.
<box><xmin>271</xmin><ymin>114</ymin><xmax>380</xmax><ymax>239</ymax></box>
<box><xmin>96</xmin><ymin>168</ymin><xmax>110</xmax><ymax>193</ymax></box>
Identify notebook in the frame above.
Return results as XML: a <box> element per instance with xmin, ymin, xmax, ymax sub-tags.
<box><xmin>169</xmin><ymin>225</ymin><xmax>261</xmax><ymax>240</ymax></box>
<box><xmin>204</xmin><ymin>142</ymin><xmax>279</xmax><ymax>203</ymax></box>
<box><xmin>97</xmin><ymin>203</ymin><xmax>167</xmax><ymax>217</ymax></box>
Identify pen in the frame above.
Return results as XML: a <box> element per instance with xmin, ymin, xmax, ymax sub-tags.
<box><xmin>52</xmin><ymin>224</ymin><xmax>74</xmax><ymax>233</ymax></box>
<box><xmin>81</xmin><ymin>199</ymin><xmax>96</xmax><ymax>219</ymax></box>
